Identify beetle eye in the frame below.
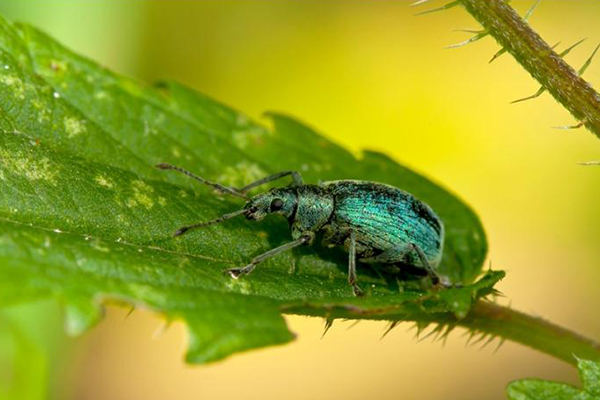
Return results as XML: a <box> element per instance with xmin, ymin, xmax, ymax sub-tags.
<box><xmin>270</xmin><ymin>198</ymin><xmax>284</xmax><ymax>212</ymax></box>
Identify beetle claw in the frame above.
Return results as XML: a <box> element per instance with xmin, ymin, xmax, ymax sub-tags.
<box><xmin>226</xmin><ymin>268</ymin><xmax>245</xmax><ymax>279</ymax></box>
<box><xmin>225</xmin><ymin>264</ymin><xmax>256</xmax><ymax>279</ymax></box>
<box><xmin>431</xmin><ymin>277</ymin><xmax>454</xmax><ymax>291</ymax></box>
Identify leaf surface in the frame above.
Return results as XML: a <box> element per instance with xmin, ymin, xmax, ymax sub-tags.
<box><xmin>507</xmin><ymin>358</ymin><xmax>600</xmax><ymax>400</ymax></box>
<box><xmin>0</xmin><ymin>16</ymin><xmax>496</xmax><ymax>362</ymax></box>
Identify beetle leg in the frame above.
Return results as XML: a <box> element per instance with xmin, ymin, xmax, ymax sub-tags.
<box><xmin>156</xmin><ymin>163</ymin><xmax>247</xmax><ymax>199</ymax></box>
<box><xmin>172</xmin><ymin>208</ymin><xmax>247</xmax><ymax>237</ymax></box>
<box><xmin>238</xmin><ymin>171</ymin><xmax>303</xmax><ymax>193</ymax></box>
<box><xmin>409</xmin><ymin>243</ymin><xmax>445</xmax><ymax>287</ymax></box>
<box><xmin>226</xmin><ymin>234</ymin><xmax>311</xmax><ymax>278</ymax></box>
<box><xmin>348</xmin><ymin>230</ymin><xmax>363</xmax><ymax>296</ymax></box>
<box><xmin>156</xmin><ymin>164</ymin><xmax>303</xmax><ymax>197</ymax></box>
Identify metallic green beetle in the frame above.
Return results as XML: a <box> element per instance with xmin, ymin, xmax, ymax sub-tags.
<box><xmin>157</xmin><ymin>163</ymin><xmax>445</xmax><ymax>295</ymax></box>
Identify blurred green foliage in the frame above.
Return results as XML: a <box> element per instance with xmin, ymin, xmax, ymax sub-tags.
<box><xmin>507</xmin><ymin>358</ymin><xmax>600</xmax><ymax>400</ymax></box>
<box><xmin>0</xmin><ymin>301</ymin><xmax>68</xmax><ymax>400</ymax></box>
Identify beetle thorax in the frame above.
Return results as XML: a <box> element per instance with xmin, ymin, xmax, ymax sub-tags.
<box><xmin>290</xmin><ymin>185</ymin><xmax>334</xmax><ymax>237</ymax></box>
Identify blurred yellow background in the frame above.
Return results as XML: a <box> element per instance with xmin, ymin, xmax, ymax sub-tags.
<box><xmin>1</xmin><ymin>1</ymin><xmax>600</xmax><ymax>399</ymax></box>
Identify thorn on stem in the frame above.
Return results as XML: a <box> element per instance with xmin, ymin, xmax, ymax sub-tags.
<box><xmin>418</xmin><ymin>324</ymin><xmax>445</xmax><ymax>343</ymax></box>
<box><xmin>559</xmin><ymin>38</ymin><xmax>587</xmax><ymax>57</ymax></box>
<box><xmin>470</xmin><ymin>332</ymin><xmax>490</xmax><ymax>347</ymax></box>
<box><xmin>381</xmin><ymin>321</ymin><xmax>400</xmax><ymax>339</ymax></box>
<box><xmin>410</xmin><ymin>0</ymin><xmax>432</xmax><ymax>6</ymax></box>
<box><xmin>578</xmin><ymin>42</ymin><xmax>600</xmax><ymax>75</ymax></box>
<box><xmin>414</xmin><ymin>0</ymin><xmax>460</xmax><ymax>16</ymax></box>
<box><xmin>578</xmin><ymin>161</ymin><xmax>600</xmax><ymax>166</ymax></box>
<box><xmin>452</xmin><ymin>28</ymin><xmax>485</xmax><ymax>34</ymax></box>
<box><xmin>413</xmin><ymin>321</ymin><xmax>430</xmax><ymax>339</ymax></box>
<box><xmin>511</xmin><ymin>86</ymin><xmax>546</xmax><ymax>104</ymax></box>
<box><xmin>479</xmin><ymin>334</ymin><xmax>497</xmax><ymax>350</ymax></box>
<box><xmin>493</xmin><ymin>337</ymin><xmax>507</xmax><ymax>353</ymax></box>
<box><xmin>489</xmin><ymin>48</ymin><xmax>507</xmax><ymax>63</ymax></box>
<box><xmin>438</xmin><ymin>324</ymin><xmax>456</xmax><ymax>346</ymax></box>
<box><xmin>346</xmin><ymin>320</ymin><xmax>361</xmax><ymax>331</ymax></box>
<box><xmin>553</xmin><ymin>120</ymin><xmax>585</xmax><ymax>130</ymax></box>
<box><xmin>322</xmin><ymin>318</ymin><xmax>334</xmax><ymax>339</ymax></box>
<box><xmin>524</xmin><ymin>0</ymin><xmax>543</xmax><ymax>21</ymax></box>
<box><xmin>125</xmin><ymin>306</ymin><xmax>135</xmax><ymax>320</ymax></box>
<box><xmin>446</xmin><ymin>31</ymin><xmax>489</xmax><ymax>49</ymax></box>
<box><xmin>465</xmin><ymin>330</ymin><xmax>478</xmax><ymax>346</ymax></box>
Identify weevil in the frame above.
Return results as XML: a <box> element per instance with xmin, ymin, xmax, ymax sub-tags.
<box><xmin>156</xmin><ymin>163</ymin><xmax>446</xmax><ymax>296</ymax></box>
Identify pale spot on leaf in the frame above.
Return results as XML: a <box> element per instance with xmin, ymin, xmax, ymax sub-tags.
<box><xmin>225</xmin><ymin>279</ymin><xmax>251</xmax><ymax>295</ymax></box>
<box><xmin>0</xmin><ymin>148</ymin><xmax>57</xmax><ymax>184</ymax></box>
<box><xmin>94</xmin><ymin>174</ymin><xmax>113</xmax><ymax>188</ymax></box>
<box><xmin>64</xmin><ymin>117</ymin><xmax>86</xmax><ymax>138</ymax></box>
<box><xmin>232</xmin><ymin>126</ymin><xmax>268</xmax><ymax>149</ymax></box>
<box><xmin>126</xmin><ymin>179</ymin><xmax>155</xmax><ymax>209</ymax></box>
<box><xmin>217</xmin><ymin>161</ymin><xmax>267</xmax><ymax>188</ymax></box>
<box><xmin>0</xmin><ymin>75</ymin><xmax>25</xmax><ymax>99</ymax></box>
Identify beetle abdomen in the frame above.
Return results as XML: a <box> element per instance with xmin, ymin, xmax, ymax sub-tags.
<box><xmin>324</xmin><ymin>180</ymin><xmax>444</xmax><ymax>267</ymax></box>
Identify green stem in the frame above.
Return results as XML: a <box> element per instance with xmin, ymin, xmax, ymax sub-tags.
<box><xmin>459</xmin><ymin>0</ymin><xmax>600</xmax><ymax>139</ymax></box>
<box><xmin>287</xmin><ymin>300</ymin><xmax>600</xmax><ymax>366</ymax></box>
<box><xmin>461</xmin><ymin>301</ymin><xmax>600</xmax><ymax>365</ymax></box>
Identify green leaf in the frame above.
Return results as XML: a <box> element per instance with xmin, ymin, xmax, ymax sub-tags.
<box><xmin>0</xmin><ymin>14</ymin><xmax>495</xmax><ymax>363</ymax></box>
<box><xmin>578</xmin><ymin>357</ymin><xmax>600</xmax><ymax>397</ymax></box>
<box><xmin>506</xmin><ymin>381</ymin><xmax>581</xmax><ymax>400</ymax></box>
<box><xmin>507</xmin><ymin>358</ymin><xmax>600</xmax><ymax>400</ymax></box>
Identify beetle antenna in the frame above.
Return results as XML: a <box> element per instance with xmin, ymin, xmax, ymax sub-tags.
<box><xmin>173</xmin><ymin>208</ymin><xmax>246</xmax><ymax>236</ymax></box>
<box><xmin>156</xmin><ymin>163</ymin><xmax>247</xmax><ymax>199</ymax></box>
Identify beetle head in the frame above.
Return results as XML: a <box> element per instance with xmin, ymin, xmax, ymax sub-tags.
<box><xmin>244</xmin><ymin>188</ymin><xmax>297</xmax><ymax>221</ymax></box>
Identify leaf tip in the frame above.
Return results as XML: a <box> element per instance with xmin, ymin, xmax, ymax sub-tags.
<box><xmin>63</xmin><ymin>295</ymin><xmax>103</xmax><ymax>336</ymax></box>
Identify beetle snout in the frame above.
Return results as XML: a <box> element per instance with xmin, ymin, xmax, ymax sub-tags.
<box><xmin>244</xmin><ymin>208</ymin><xmax>257</xmax><ymax>220</ymax></box>
<box><xmin>244</xmin><ymin>206</ymin><xmax>256</xmax><ymax>218</ymax></box>
<box><xmin>244</xmin><ymin>205</ymin><xmax>266</xmax><ymax>221</ymax></box>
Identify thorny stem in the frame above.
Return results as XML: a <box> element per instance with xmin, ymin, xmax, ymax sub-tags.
<box><xmin>458</xmin><ymin>0</ymin><xmax>600</xmax><ymax>139</ymax></box>
<box><xmin>461</xmin><ymin>301</ymin><xmax>600</xmax><ymax>365</ymax></box>
<box><xmin>287</xmin><ymin>300</ymin><xmax>600</xmax><ymax>366</ymax></box>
